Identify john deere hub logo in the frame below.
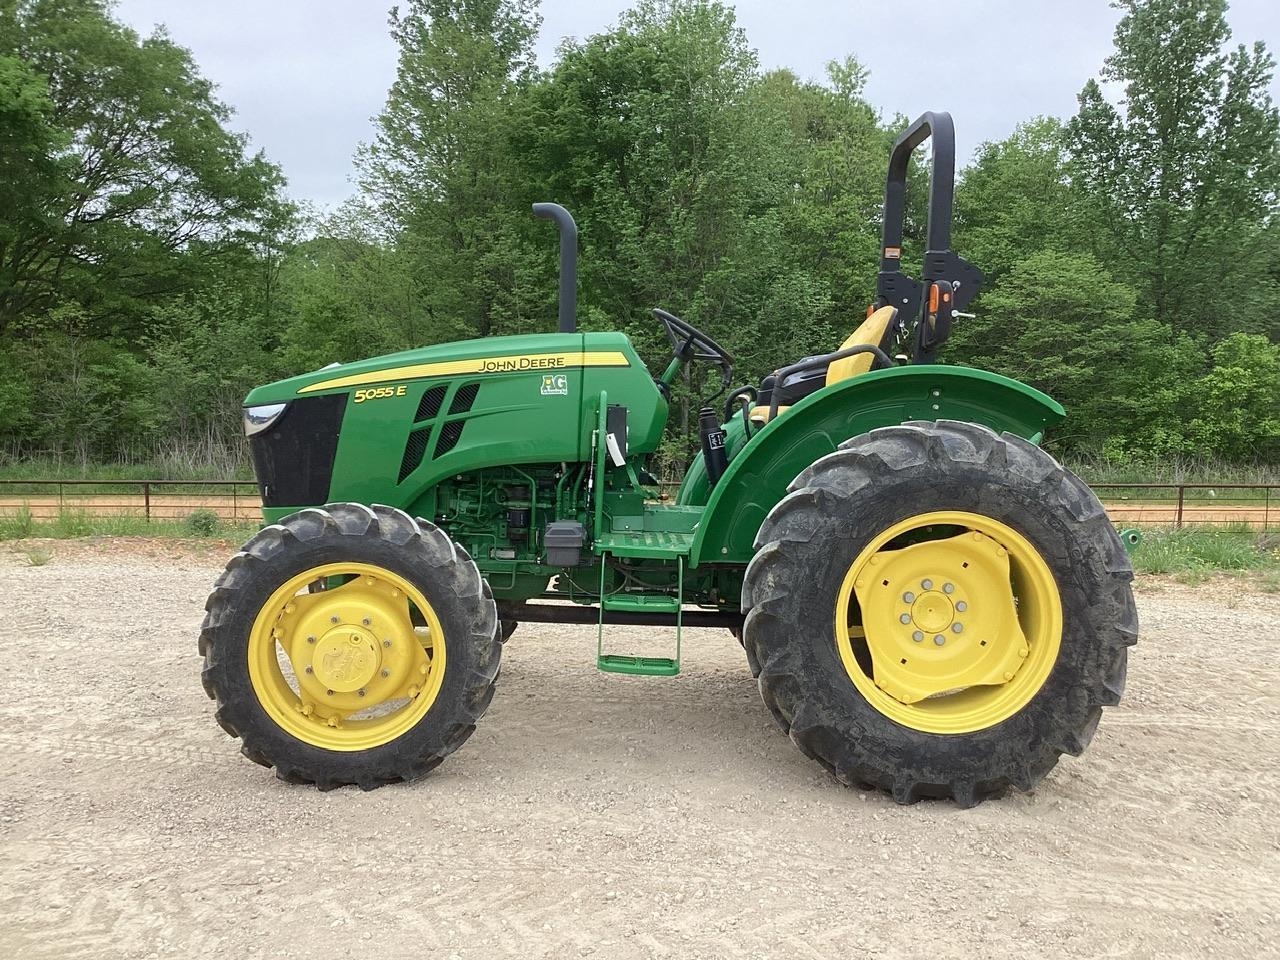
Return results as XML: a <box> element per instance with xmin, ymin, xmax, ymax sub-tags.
<box><xmin>541</xmin><ymin>373</ymin><xmax>568</xmax><ymax>396</ymax></box>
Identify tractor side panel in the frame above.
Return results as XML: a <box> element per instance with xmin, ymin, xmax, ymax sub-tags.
<box><xmin>687</xmin><ymin>366</ymin><xmax>1066</xmax><ymax>568</ymax></box>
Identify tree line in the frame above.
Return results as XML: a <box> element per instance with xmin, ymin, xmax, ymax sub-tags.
<box><xmin>0</xmin><ymin>0</ymin><xmax>1276</xmax><ymax>472</ymax></box>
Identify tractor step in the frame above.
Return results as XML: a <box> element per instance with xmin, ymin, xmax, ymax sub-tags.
<box><xmin>596</xmin><ymin>556</ymin><xmax>684</xmax><ymax>677</ymax></box>
<box><xmin>600</xmin><ymin>593</ymin><xmax>681</xmax><ymax>614</ymax></box>
<box><xmin>596</xmin><ymin>654</ymin><xmax>680</xmax><ymax>677</ymax></box>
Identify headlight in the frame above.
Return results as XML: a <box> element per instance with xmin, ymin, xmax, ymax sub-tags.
<box><xmin>243</xmin><ymin>402</ymin><xmax>288</xmax><ymax>437</ymax></box>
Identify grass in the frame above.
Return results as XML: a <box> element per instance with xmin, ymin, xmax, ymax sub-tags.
<box><xmin>1062</xmin><ymin>452</ymin><xmax>1279</xmax><ymax>487</ymax></box>
<box><xmin>0</xmin><ymin>507</ymin><xmax>256</xmax><ymax>542</ymax></box>
<box><xmin>23</xmin><ymin>547</ymin><xmax>52</xmax><ymax>566</ymax></box>
<box><xmin>1130</xmin><ymin>525</ymin><xmax>1280</xmax><ymax>584</ymax></box>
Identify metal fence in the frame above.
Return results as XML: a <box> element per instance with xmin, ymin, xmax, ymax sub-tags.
<box><xmin>0</xmin><ymin>478</ymin><xmax>1275</xmax><ymax>529</ymax></box>
<box><xmin>0</xmin><ymin>479</ymin><xmax>262</xmax><ymax>523</ymax></box>
<box><xmin>1090</xmin><ymin>483</ymin><xmax>1276</xmax><ymax>529</ymax></box>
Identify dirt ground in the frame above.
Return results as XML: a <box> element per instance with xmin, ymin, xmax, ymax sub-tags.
<box><xmin>1</xmin><ymin>539</ymin><xmax>1277</xmax><ymax>960</ymax></box>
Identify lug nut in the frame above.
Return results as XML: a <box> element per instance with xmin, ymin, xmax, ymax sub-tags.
<box><xmin>952</xmin><ymin>623</ymin><xmax>963</xmax><ymax>633</ymax></box>
<box><xmin>381</xmin><ymin>669</ymin><xmax>390</xmax><ymax>678</ymax></box>
<box><xmin>306</xmin><ymin>635</ymin><xmax>316</xmax><ymax>644</ymax></box>
<box><xmin>1018</xmin><ymin>648</ymin><xmax>1029</xmax><ymax>659</ymax></box>
<box><xmin>903</xmin><ymin>591</ymin><xmax>915</xmax><ymax>603</ymax></box>
<box><xmin>934</xmin><ymin>635</ymin><xmax>945</xmax><ymax>645</ymax></box>
<box><xmin>330</xmin><ymin>615</ymin><xmax>339</xmax><ymax>624</ymax></box>
<box><xmin>383</xmin><ymin>639</ymin><xmax>392</xmax><ymax>648</ymax></box>
<box><xmin>956</xmin><ymin>601</ymin><xmax>968</xmax><ymax>612</ymax></box>
<box><xmin>357</xmin><ymin>689</ymin><xmax>366</xmax><ymax>697</ymax></box>
<box><xmin>921</xmin><ymin>579</ymin><xmax>933</xmax><ymax>590</ymax></box>
<box><xmin>942</xmin><ymin>582</ymin><xmax>954</xmax><ymax>594</ymax></box>
<box><xmin>326</xmin><ymin>689</ymin><xmax>334</xmax><ymax>696</ymax></box>
<box><xmin>912</xmin><ymin>631</ymin><xmax>924</xmax><ymax>642</ymax></box>
<box><xmin>304</xmin><ymin>665</ymin><xmax>313</xmax><ymax>674</ymax></box>
<box><xmin>362</xmin><ymin>617</ymin><xmax>371</xmax><ymax>626</ymax></box>
<box><xmin>899</xmin><ymin>613</ymin><xmax>911</xmax><ymax>624</ymax></box>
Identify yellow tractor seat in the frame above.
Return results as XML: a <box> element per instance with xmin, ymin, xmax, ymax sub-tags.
<box><xmin>749</xmin><ymin>404</ymin><xmax>790</xmax><ymax>424</ymax></box>
<box><xmin>826</xmin><ymin>306</ymin><xmax>900</xmax><ymax>386</ymax></box>
<box><xmin>752</xmin><ymin>306</ymin><xmax>900</xmax><ymax>423</ymax></box>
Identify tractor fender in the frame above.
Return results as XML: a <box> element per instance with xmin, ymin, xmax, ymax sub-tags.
<box><xmin>686</xmin><ymin>365</ymin><xmax>1065</xmax><ymax>568</ymax></box>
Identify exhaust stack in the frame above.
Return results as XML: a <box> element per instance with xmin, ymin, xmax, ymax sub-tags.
<box><xmin>532</xmin><ymin>202</ymin><xmax>578</xmax><ymax>333</ymax></box>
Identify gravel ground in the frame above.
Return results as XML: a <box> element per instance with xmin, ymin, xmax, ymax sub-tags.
<box><xmin>1</xmin><ymin>539</ymin><xmax>1277</xmax><ymax>960</ymax></box>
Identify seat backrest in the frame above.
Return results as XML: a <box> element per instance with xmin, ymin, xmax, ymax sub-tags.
<box><xmin>825</xmin><ymin>306</ymin><xmax>899</xmax><ymax>387</ymax></box>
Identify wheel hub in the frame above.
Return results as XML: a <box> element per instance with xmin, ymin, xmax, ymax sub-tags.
<box><xmin>853</xmin><ymin>531</ymin><xmax>1030</xmax><ymax>705</ymax></box>
<box><xmin>910</xmin><ymin>591</ymin><xmax>953</xmax><ymax>633</ymax></box>
<box><xmin>312</xmin><ymin>627</ymin><xmax>382</xmax><ymax>692</ymax></box>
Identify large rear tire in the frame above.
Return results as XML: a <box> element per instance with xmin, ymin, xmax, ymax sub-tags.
<box><xmin>200</xmin><ymin>503</ymin><xmax>499</xmax><ymax>790</ymax></box>
<box><xmin>741</xmin><ymin>421</ymin><xmax>1137</xmax><ymax>806</ymax></box>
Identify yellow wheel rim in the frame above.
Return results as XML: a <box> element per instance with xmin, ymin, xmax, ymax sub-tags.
<box><xmin>834</xmin><ymin>511</ymin><xmax>1062</xmax><ymax>734</ymax></box>
<box><xmin>247</xmin><ymin>562</ymin><xmax>446</xmax><ymax>751</ymax></box>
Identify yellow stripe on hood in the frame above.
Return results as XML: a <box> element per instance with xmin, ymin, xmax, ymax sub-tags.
<box><xmin>297</xmin><ymin>351</ymin><xmax>630</xmax><ymax>394</ymax></box>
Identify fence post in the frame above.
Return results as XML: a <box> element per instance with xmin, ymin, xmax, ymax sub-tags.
<box><xmin>1266</xmin><ymin>486</ymin><xmax>1272</xmax><ymax>531</ymax></box>
<box><xmin>143</xmin><ymin>482</ymin><xmax>151</xmax><ymax>523</ymax></box>
<box><xmin>1175</xmin><ymin>485</ymin><xmax>1185</xmax><ymax>529</ymax></box>
<box><xmin>233</xmin><ymin>484</ymin><xmax>239</xmax><ymax>522</ymax></box>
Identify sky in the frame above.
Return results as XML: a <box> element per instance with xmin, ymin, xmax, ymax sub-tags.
<box><xmin>114</xmin><ymin>0</ymin><xmax>1280</xmax><ymax>211</ymax></box>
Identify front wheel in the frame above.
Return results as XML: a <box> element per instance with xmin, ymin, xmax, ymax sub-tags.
<box><xmin>741</xmin><ymin>421</ymin><xmax>1137</xmax><ymax>806</ymax></box>
<box><xmin>200</xmin><ymin>503</ymin><xmax>499</xmax><ymax>790</ymax></box>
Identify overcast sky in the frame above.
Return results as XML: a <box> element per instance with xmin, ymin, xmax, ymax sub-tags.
<box><xmin>114</xmin><ymin>0</ymin><xmax>1280</xmax><ymax>210</ymax></box>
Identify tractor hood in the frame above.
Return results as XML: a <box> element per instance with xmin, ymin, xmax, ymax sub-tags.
<box><xmin>243</xmin><ymin>332</ymin><xmax>617</xmax><ymax>406</ymax></box>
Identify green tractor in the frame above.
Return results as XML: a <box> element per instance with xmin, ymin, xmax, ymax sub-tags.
<box><xmin>200</xmin><ymin>113</ymin><xmax>1137</xmax><ymax>804</ymax></box>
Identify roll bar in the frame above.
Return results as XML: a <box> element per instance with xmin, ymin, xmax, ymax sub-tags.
<box><xmin>533</xmin><ymin>202</ymin><xmax>578</xmax><ymax>333</ymax></box>
<box><xmin>875</xmin><ymin>112</ymin><xmax>982</xmax><ymax>359</ymax></box>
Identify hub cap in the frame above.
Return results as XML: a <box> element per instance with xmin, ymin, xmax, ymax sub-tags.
<box><xmin>247</xmin><ymin>563</ymin><xmax>446</xmax><ymax>751</ymax></box>
<box><xmin>834</xmin><ymin>511</ymin><xmax>1062</xmax><ymax>734</ymax></box>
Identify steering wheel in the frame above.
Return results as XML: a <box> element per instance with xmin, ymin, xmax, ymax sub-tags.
<box><xmin>652</xmin><ymin>308</ymin><xmax>734</xmax><ymax>376</ymax></box>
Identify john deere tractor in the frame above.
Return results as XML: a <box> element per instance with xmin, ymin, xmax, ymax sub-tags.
<box><xmin>200</xmin><ymin>113</ymin><xmax>1137</xmax><ymax>804</ymax></box>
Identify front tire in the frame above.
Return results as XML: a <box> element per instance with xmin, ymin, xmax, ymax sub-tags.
<box><xmin>741</xmin><ymin>421</ymin><xmax>1137</xmax><ymax>806</ymax></box>
<box><xmin>200</xmin><ymin>503</ymin><xmax>500</xmax><ymax>790</ymax></box>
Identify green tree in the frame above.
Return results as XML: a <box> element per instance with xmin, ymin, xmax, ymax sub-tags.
<box><xmin>1183</xmin><ymin>333</ymin><xmax>1280</xmax><ymax>460</ymax></box>
<box><xmin>359</xmin><ymin>0</ymin><xmax>541</xmax><ymax>340</ymax></box>
<box><xmin>0</xmin><ymin>0</ymin><xmax>290</xmax><ymax>334</ymax></box>
<box><xmin>952</xmin><ymin>250</ymin><xmax>1201</xmax><ymax>450</ymax></box>
<box><xmin>1067</xmin><ymin>0</ymin><xmax>1280</xmax><ymax>338</ymax></box>
<box><xmin>955</xmin><ymin>118</ymin><xmax>1078</xmax><ymax>284</ymax></box>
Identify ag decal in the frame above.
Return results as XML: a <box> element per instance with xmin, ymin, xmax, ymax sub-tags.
<box><xmin>540</xmin><ymin>373</ymin><xmax>568</xmax><ymax>396</ymax></box>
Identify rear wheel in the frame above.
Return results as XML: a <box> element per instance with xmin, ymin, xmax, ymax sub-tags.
<box><xmin>200</xmin><ymin>503</ymin><xmax>499</xmax><ymax>789</ymax></box>
<box><xmin>741</xmin><ymin>421</ymin><xmax>1136</xmax><ymax>805</ymax></box>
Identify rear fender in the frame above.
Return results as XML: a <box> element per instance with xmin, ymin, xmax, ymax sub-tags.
<box><xmin>687</xmin><ymin>365</ymin><xmax>1065</xmax><ymax>568</ymax></box>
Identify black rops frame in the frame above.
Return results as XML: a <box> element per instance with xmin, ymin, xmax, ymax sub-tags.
<box><xmin>876</xmin><ymin>111</ymin><xmax>983</xmax><ymax>363</ymax></box>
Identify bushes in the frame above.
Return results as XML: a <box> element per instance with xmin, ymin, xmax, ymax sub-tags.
<box><xmin>184</xmin><ymin>508</ymin><xmax>220</xmax><ymax>537</ymax></box>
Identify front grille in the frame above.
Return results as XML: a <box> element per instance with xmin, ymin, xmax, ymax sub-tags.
<box><xmin>249</xmin><ymin>393</ymin><xmax>346</xmax><ymax>507</ymax></box>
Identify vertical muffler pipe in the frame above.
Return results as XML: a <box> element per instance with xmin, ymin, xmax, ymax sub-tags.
<box><xmin>698</xmin><ymin>406</ymin><xmax>728</xmax><ymax>488</ymax></box>
<box><xmin>532</xmin><ymin>202</ymin><xmax>577</xmax><ymax>333</ymax></box>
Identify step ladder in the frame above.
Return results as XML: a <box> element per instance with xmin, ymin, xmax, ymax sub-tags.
<box><xmin>596</xmin><ymin>557</ymin><xmax>682</xmax><ymax>676</ymax></box>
